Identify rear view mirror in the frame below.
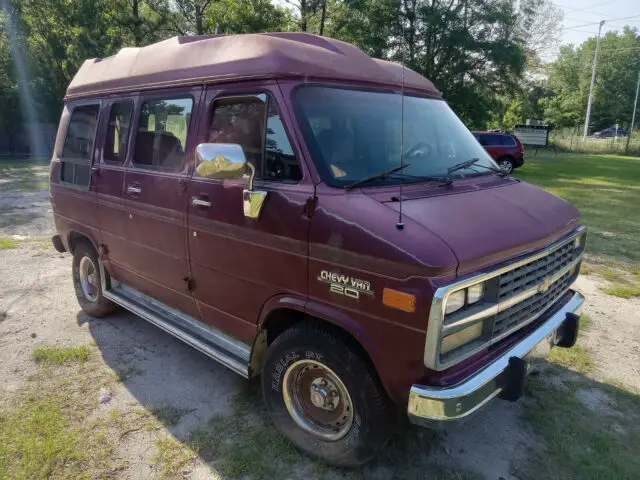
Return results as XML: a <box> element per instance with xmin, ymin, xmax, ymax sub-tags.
<box><xmin>195</xmin><ymin>143</ymin><xmax>247</xmax><ymax>180</ymax></box>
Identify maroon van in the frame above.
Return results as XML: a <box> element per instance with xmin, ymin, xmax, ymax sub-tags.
<box><xmin>473</xmin><ymin>130</ymin><xmax>525</xmax><ymax>173</ymax></box>
<box><xmin>50</xmin><ymin>33</ymin><xmax>585</xmax><ymax>466</ymax></box>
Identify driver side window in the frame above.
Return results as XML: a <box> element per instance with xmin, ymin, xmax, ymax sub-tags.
<box><xmin>205</xmin><ymin>94</ymin><xmax>301</xmax><ymax>182</ymax></box>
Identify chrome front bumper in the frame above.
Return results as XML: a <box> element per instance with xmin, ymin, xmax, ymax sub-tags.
<box><xmin>408</xmin><ymin>290</ymin><xmax>584</xmax><ymax>424</ymax></box>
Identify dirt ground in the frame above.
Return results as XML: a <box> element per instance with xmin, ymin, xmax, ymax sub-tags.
<box><xmin>1</xmin><ymin>166</ymin><xmax>639</xmax><ymax>479</ymax></box>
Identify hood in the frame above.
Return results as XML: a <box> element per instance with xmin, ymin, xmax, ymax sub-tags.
<box><xmin>379</xmin><ymin>180</ymin><xmax>581</xmax><ymax>275</ymax></box>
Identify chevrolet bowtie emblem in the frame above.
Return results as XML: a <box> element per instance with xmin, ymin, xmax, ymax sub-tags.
<box><xmin>539</xmin><ymin>278</ymin><xmax>553</xmax><ymax>293</ymax></box>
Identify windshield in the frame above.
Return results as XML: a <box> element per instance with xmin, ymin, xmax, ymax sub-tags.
<box><xmin>294</xmin><ymin>86</ymin><xmax>499</xmax><ymax>187</ymax></box>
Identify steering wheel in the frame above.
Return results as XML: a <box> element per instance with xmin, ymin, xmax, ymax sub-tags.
<box><xmin>403</xmin><ymin>142</ymin><xmax>432</xmax><ymax>160</ymax></box>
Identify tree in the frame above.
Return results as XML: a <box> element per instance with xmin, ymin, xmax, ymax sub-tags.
<box><xmin>542</xmin><ymin>28</ymin><xmax>640</xmax><ymax>130</ymax></box>
<box><xmin>113</xmin><ymin>0</ymin><xmax>172</xmax><ymax>45</ymax></box>
<box><xmin>402</xmin><ymin>0</ymin><xmax>527</xmax><ymax>127</ymax></box>
<box><xmin>204</xmin><ymin>0</ymin><xmax>292</xmax><ymax>34</ymax></box>
<box><xmin>517</xmin><ymin>0</ymin><xmax>564</xmax><ymax>62</ymax></box>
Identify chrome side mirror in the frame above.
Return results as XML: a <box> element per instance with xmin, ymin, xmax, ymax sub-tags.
<box><xmin>195</xmin><ymin>143</ymin><xmax>268</xmax><ymax>219</ymax></box>
<box><xmin>195</xmin><ymin>143</ymin><xmax>247</xmax><ymax>180</ymax></box>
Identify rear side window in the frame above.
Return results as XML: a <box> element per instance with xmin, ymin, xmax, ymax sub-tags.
<box><xmin>133</xmin><ymin>97</ymin><xmax>193</xmax><ymax>169</ymax></box>
<box><xmin>104</xmin><ymin>101</ymin><xmax>133</xmax><ymax>164</ymax></box>
<box><xmin>204</xmin><ymin>94</ymin><xmax>301</xmax><ymax>182</ymax></box>
<box><xmin>486</xmin><ymin>135</ymin><xmax>501</xmax><ymax>146</ymax></box>
<box><xmin>500</xmin><ymin>135</ymin><xmax>516</xmax><ymax>146</ymax></box>
<box><xmin>475</xmin><ymin>134</ymin><xmax>488</xmax><ymax>146</ymax></box>
<box><xmin>61</xmin><ymin>103</ymin><xmax>100</xmax><ymax>186</ymax></box>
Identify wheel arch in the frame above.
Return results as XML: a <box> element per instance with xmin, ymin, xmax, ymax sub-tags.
<box><xmin>67</xmin><ymin>229</ymin><xmax>100</xmax><ymax>255</ymax></box>
<box><xmin>250</xmin><ymin>296</ymin><xmax>392</xmax><ymax>400</ymax></box>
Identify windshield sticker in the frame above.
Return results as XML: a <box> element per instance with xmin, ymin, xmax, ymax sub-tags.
<box><xmin>318</xmin><ymin>271</ymin><xmax>373</xmax><ymax>300</ymax></box>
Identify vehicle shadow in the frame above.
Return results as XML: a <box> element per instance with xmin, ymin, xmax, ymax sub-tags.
<box><xmin>80</xmin><ymin>310</ymin><xmax>640</xmax><ymax>479</ymax></box>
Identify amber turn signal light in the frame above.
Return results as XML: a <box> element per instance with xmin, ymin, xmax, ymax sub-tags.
<box><xmin>383</xmin><ymin>288</ymin><xmax>416</xmax><ymax>313</ymax></box>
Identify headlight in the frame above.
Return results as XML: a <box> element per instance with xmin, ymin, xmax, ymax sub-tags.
<box><xmin>440</xmin><ymin>322</ymin><xmax>484</xmax><ymax>355</ymax></box>
<box><xmin>467</xmin><ymin>283</ymin><xmax>485</xmax><ymax>304</ymax></box>
<box><xmin>444</xmin><ymin>282</ymin><xmax>485</xmax><ymax>315</ymax></box>
<box><xmin>444</xmin><ymin>290</ymin><xmax>465</xmax><ymax>315</ymax></box>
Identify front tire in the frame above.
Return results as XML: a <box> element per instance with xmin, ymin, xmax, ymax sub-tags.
<box><xmin>72</xmin><ymin>243</ymin><xmax>117</xmax><ymax>318</ymax></box>
<box><xmin>262</xmin><ymin>321</ymin><xmax>395</xmax><ymax>467</ymax></box>
<box><xmin>497</xmin><ymin>156</ymin><xmax>515</xmax><ymax>174</ymax></box>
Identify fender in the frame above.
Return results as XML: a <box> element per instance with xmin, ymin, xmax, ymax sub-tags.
<box><xmin>52</xmin><ymin>211</ymin><xmax>101</xmax><ymax>258</ymax></box>
<box><xmin>256</xmin><ymin>294</ymin><xmax>398</xmax><ymax>400</ymax></box>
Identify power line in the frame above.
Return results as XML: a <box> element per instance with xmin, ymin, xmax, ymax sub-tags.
<box><xmin>561</xmin><ymin>14</ymin><xmax>640</xmax><ymax>31</ymax></box>
<box><xmin>536</xmin><ymin>45</ymin><xmax>640</xmax><ymax>56</ymax></box>
<box><xmin>551</xmin><ymin>0</ymin><xmax>621</xmax><ymax>16</ymax></box>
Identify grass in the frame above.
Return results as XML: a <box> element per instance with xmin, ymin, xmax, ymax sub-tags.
<box><xmin>515</xmin><ymin>152</ymin><xmax>640</xmax><ymax>268</ymax></box>
<box><xmin>0</xmin><ymin>358</ymin><xmax>122</xmax><ymax>478</ymax></box>
<box><xmin>548</xmin><ymin>314</ymin><xmax>594</xmax><ymax>373</ymax></box>
<box><xmin>0</xmin><ymin>395</ymin><xmax>89</xmax><ymax>479</ymax></box>
<box><xmin>524</xmin><ymin>377</ymin><xmax>640</xmax><ymax>480</ymax></box>
<box><xmin>185</xmin><ymin>384</ymin><xmax>477</xmax><ymax>480</ymax></box>
<box><xmin>152</xmin><ymin>437</ymin><xmax>196</xmax><ymax>478</ymax></box>
<box><xmin>579</xmin><ymin>262</ymin><xmax>640</xmax><ymax>298</ymax></box>
<box><xmin>0</xmin><ymin>157</ymin><xmax>50</xmax><ymax>192</ymax></box>
<box><xmin>112</xmin><ymin>364</ymin><xmax>143</xmax><ymax>382</ymax></box>
<box><xmin>32</xmin><ymin>345</ymin><xmax>89</xmax><ymax>366</ymax></box>
<box><xmin>549</xmin><ymin>344</ymin><xmax>594</xmax><ymax>373</ymax></box>
<box><xmin>0</xmin><ymin>237</ymin><xmax>20</xmax><ymax>250</ymax></box>
<box><xmin>149</xmin><ymin>405</ymin><xmax>189</xmax><ymax>427</ymax></box>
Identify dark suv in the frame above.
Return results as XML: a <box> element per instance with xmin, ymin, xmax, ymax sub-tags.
<box><xmin>594</xmin><ymin>127</ymin><xmax>627</xmax><ymax>138</ymax></box>
<box><xmin>473</xmin><ymin>131</ymin><xmax>524</xmax><ymax>174</ymax></box>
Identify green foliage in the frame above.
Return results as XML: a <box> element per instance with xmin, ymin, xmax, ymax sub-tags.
<box><xmin>525</xmin><ymin>377</ymin><xmax>640</xmax><ymax>480</ymax></box>
<box><xmin>1</xmin><ymin>0</ymin><xmax>533</xmax><ymax>133</ymax></box>
<box><xmin>542</xmin><ymin>28</ymin><xmax>640</xmax><ymax>130</ymax></box>
<box><xmin>32</xmin><ymin>345</ymin><xmax>89</xmax><ymax>365</ymax></box>
<box><xmin>204</xmin><ymin>0</ymin><xmax>293</xmax><ymax>34</ymax></box>
<box><xmin>515</xmin><ymin>152</ymin><xmax>640</xmax><ymax>266</ymax></box>
<box><xmin>0</xmin><ymin>237</ymin><xmax>20</xmax><ymax>249</ymax></box>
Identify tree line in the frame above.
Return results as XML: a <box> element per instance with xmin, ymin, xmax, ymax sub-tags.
<box><xmin>1</xmin><ymin>0</ymin><xmax>639</xmax><ymax>154</ymax></box>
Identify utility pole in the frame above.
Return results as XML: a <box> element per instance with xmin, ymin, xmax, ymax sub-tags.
<box><xmin>583</xmin><ymin>20</ymin><xmax>605</xmax><ymax>140</ymax></box>
<box><xmin>625</xmin><ymin>70</ymin><xmax>640</xmax><ymax>154</ymax></box>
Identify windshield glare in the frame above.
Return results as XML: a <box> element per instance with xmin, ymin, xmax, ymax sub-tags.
<box><xmin>294</xmin><ymin>86</ymin><xmax>499</xmax><ymax>187</ymax></box>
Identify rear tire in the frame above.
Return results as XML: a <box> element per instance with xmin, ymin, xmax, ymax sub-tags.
<box><xmin>497</xmin><ymin>156</ymin><xmax>515</xmax><ymax>174</ymax></box>
<box><xmin>262</xmin><ymin>321</ymin><xmax>396</xmax><ymax>467</ymax></box>
<box><xmin>72</xmin><ymin>243</ymin><xmax>117</xmax><ymax>318</ymax></box>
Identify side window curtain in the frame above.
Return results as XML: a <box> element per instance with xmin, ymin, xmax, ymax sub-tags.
<box><xmin>200</xmin><ymin>93</ymin><xmax>302</xmax><ymax>182</ymax></box>
<box><xmin>61</xmin><ymin>104</ymin><xmax>100</xmax><ymax>186</ymax></box>
<box><xmin>133</xmin><ymin>97</ymin><xmax>193</xmax><ymax>170</ymax></box>
<box><xmin>104</xmin><ymin>101</ymin><xmax>133</xmax><ymax>164</ymax></box>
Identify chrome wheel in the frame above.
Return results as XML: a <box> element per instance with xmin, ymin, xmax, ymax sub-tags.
<box><xmin>499</xmin><ymin>160</ymin><xmax>513</xmax><ymax>174</ymax></box>
<box><xmin>282</xmin><ymin>359</ymin><xmax>354</xmax><ymax>441</ymax></box>
<box><xmin>78</xmin><ymin>256</ymin><xmax>99</xmax><ymax>302</ymax></box>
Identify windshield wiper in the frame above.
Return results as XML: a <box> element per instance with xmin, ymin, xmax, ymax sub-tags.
<box><xmin>466</xmin><ymin>162</ymin><xmax>509</xmax><ymax>177</ymax></box>
<box><xmin>447</xmin><ymin>157</ymin><xmax>480</xmax><ymax>174</ymax></box>
<box><xmin>389</xmin><ymin>172</ymin><xmax>453</xmax><ymax>186</ymax></box>
<box><xmin>345</xmin><ymin>164</ymin><xmax>411</xmax><ymax>190</ymax></box>
<box><xmin>448</xmin><ymin>157</ymin><xmax>508</xmax><ymax>177</ymax></box>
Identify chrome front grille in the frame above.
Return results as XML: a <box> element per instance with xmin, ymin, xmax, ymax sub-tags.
<box><xmin>492</xmin><ymin>268</ymin><xmax>577</xmax><ymax>338</ymax></box>
<box><xmin>424</xmin><ymin>226</ymin><xmax>586</xmax><ymax>371</ymax></box>
<box><xmin>497</xmin><ymin>241</ymin><xmax>579</xmax><ymax>301</ymax></box>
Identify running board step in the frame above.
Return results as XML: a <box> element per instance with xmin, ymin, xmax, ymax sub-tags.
<box><xmin>102</xmin><ymin>279</ymin><xmax>251</xmax><ymax>378</ymax></box>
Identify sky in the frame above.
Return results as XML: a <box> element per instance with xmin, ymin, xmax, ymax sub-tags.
<box><xmin>544</xmin><ymin>0</ymin><xmax>640</xmax><ymax>58</ymax></box>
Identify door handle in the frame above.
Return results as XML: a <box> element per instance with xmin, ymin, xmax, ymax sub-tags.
<box><xmin>127</xmin><ymin>184</ymin><xmax>142</xmax><ymax>194</ymax></box>
<box><xmin>191</xmin><ymin>196</ymin><xmax>212</xmax><ymax>208</ymax></box>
